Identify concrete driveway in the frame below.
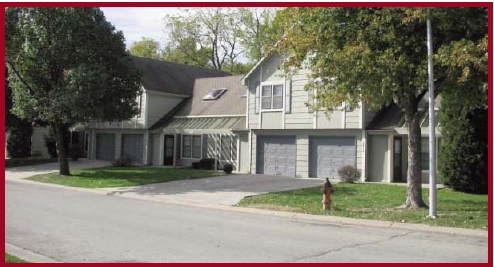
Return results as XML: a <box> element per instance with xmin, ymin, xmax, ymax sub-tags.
<box><xmin>6</xmin><ymin>160</ymin><xmax>324</xmax><ymax>206</ymax></box>
<box><xmin>101</xmin><ymin>174</ymin><xmax>324</xmax><ymax>206</ymax></box>
<box><xmin>5</xmin><ymin>159</ymin><xmax>111</xmax><ymax>181</ymax></box>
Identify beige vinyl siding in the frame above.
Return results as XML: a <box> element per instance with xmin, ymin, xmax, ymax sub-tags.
<box><xmin>261</xmin><ymin>111</ymin><xmax>283</xmax><ymax>129</ymax></box>
<box><xmin>251</xmin><ymin>129</ymin><xmax>363</xmax><ymax>178</ymax></box>
<box><xmin>247</xmin><ymin>71</ymin><xmax>260</xmax><ymax>129</ymax></box>
<box><xmin>150</xmin><ymin>133</ymin><xmax>161</xmax><ymax>165</ymax></box>
<box><xmin>345</xmin><ymin>109</ymin><xmax>360</xmax><ymax>128</ymax></box>
<box><xmin>317</xmin><ymin>111</ymin><xmax>343</xmax><ymax>129</ymax></box>
<box><xmin>31</xmin><ymin>127</ymin><xmax>50</xmax><ymax>158</ymax></box>
<box><xmin>285</xmin><ymin>68</ymin><xmax>313</xmax><ymax>129</ymax></box>
<box><xmin>146</xmin><ymin>91</ymin><xmax>184</xmax><ymax>127</ymax></box>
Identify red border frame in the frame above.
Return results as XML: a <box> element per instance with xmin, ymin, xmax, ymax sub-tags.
<box><xmin>1</xmin><ymin>3</ymin><xmax>491</xmax><ymax>266</ymax></box>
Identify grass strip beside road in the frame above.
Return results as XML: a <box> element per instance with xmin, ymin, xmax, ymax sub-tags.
<box><xmin>5</xmin><ymin>253</ymin><xmax>28</xmax><ymax>263</ymax></box>
<box><xmin>26</xmin><ymin>167</ymin><xmax>220</xmax><ymax>188</ymax></box>
<box><xmin>238</xmin><ymin>183</ymin><xmax>488</xmax><ymax>230</ymax></box>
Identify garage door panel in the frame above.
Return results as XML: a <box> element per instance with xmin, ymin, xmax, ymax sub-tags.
<box><xmin>96</xmin><ymin>134</ymin><xmax>116</xmax><ymax>161</ymax></box>
<box><xmin>310</xmin><ymin>137</ymin><xmax>356</xmax><ymax>178</ymax></box>
<box><xmin>122</xmin><ymin>134</ymin><xmax>144</xmax><ymax>164</ymax></box>
<box><xmin>257</xmin><ymin>136</ymin><xmax>296</xmax><ymax>177</ymax></box>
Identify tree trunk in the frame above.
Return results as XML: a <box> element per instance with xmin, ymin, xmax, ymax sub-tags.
<box><xmin>403</xmin><ymin>107</ymin><xmax>427</xmax><ymax>209</ymax></box>
<box><xmin>53</xmin><ymin>123</ymin><xmax>70</xmax><ymax>176</ymax></box>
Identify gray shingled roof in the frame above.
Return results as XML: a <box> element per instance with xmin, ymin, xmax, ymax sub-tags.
<box><xmin>131</xmin><ymin>56</ymin><xmax>231</xmax><ymax>96</ymax></box>
<box><xmin>174</xmin><ymin>75</ymin><xmax>247</xmax><ymax>116</ymax></box>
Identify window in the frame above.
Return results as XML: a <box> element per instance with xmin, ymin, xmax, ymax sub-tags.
<box><xmin>203</xmin><ymin>88</ymin><xmax>227</xmax><ymax>100</ymax></box>
<box><xmin>260</xmin><ymin>84</ymin><xmax>284</xmax><ymax>110</ymax></box>
<box><xmin>261</xmin><ymin>85</ymin><xmax>272</xmax><ymax>109</ymax></box>
<box><xmin>219</xmin><ymin>135</ymin><xmax>237</xmax><ymax>161</ymax></box>
<box><xmin>182</xmin><ymin>135</ymin><xmax>202</xmax><ymax>159</ymax></box>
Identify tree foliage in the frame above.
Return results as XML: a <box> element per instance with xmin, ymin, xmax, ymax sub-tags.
<box><xmin>163</xmin><ymin>8</ymin><xmax>277</xmax><ymax>73</ymax></box>
<box><xmin>130</xmin><ymin>37</ymin><xmax>162</xmax><ymax>59</ymax></box>
<box><xmin>274</xmin><ymin>7</ymin><xmax>487</xmax><ymax>208</ymax></box>
<box><xmin>5</xmin><ymin>66</ymin><xmax>33</xmax><ymax>158</ymax></box>
<box><xmin>6</xmin><ymin>8</ymin><xmax>142</xmax><ymax>175</ymax></box>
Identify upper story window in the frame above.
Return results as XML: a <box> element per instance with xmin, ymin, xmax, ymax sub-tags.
<box><xmin>261</xmin><ymin>84</ymin><xmax>283</xmax><ymax>110</ymax></box>
<box><xmin>203</xmin><ymin>88</ymin><xmax>227</xmax><ymax>100</ymax></box>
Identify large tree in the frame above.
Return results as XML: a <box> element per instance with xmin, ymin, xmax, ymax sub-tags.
<box><xmin>130</xmin><ymin>37</ymin><xmax>162</xmax><ymax>59</ymax></box>
<box><xmin>164</xmin><ymin>8</ymin><xmax>245</xmax><ymax>72</ymax></box>
<box><xmin>274</xmin><ymin>8</ymin><xmax>487</xmax><ymax>208</ymax></box>
<box><xmin>6</xmin><ymin>8</ymin><xmax>142</xmax><ymax>175</ymax></box>
<box><xmin>238</xmin><ymin>7</ymin><xmax>278</xmax><ymax>62</ymax></box>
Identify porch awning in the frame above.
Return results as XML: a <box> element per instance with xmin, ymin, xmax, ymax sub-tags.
<box><xmin>160</xmin><ymin>116</ymin><xmax>246</xmax><ymax>134</ymax></box>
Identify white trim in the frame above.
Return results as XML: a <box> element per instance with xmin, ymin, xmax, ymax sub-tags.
<box><xmin>144</xmin><ymin>92</ymin><xmax>149</xmax><ymax>128</ymax></box>
<box><xmin>248</xmin><ymin>130</ymin><xmax>252</xmax><ymax>174</ymax></box>
<box><xmin>240</xmin><ymin>55</ymin><xmax>269</xmax><ymax>85</ymax></box>
<box><xmin>236</xmin><ymin>134</ymin><xmax>240</xmax><ymax>171</ymax></box>
<box><xmin>180</xmin><ymin>134</ymin><xmax>203</xmax><ymax>160</ymax></box>
<box><xmin>388</xmin><ymin>133</ymin><xmax>394</xmax><ymax>183</ymax></box>
<box><xmin>359</xmin><ymin>101</ymin><xmax>364</xmax><ymax>129</ymax></box>
<box><xmin>246</xmin><ymin>80</ymin><xmax>249</xmax><ymax>130</ymax></box>
<box><xmin>143</xmin><ymin>88</ymin><xmax>189</xmax><ymax>98</ymax></box>
<box><xmin>282</xmin><ymin>77</ymin><xmax>286</xmax><ymax>130</ymax></box>
<box><xmin>361</xmin><ymin>130</ymin><xmax>366</xmax><ymax>182</ymax></box>
<box><xmin>173</xmin><ymin>114</ymin><xmax>245</xmax><ymax>119</ymax></box>
<box><xmin>342</xmin><ymin>104</ymin><xmax>346</xmax><ymax>129</ymax></box>
<box><xmin>173</xmin><ymin>134</ymin><xmax>177</xmax><ymax>166</ymax></box>
<box><xmin>159</xmin><ymin>133</ymin><xmax>164</xmax><ymax>165</ymax></box>
<box><xmin>258</xmin><ymin>64</ymin><xmax>263</xmax><ymax>128</ymax></box>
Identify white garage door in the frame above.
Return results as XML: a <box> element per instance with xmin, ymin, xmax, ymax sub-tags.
<box><xmin>122</xmin><ymin>134</ymin><xmax>144</xmax><ymax>164</ymax></box>
<box><xmin>96</xmin><ymin>133</ymin><xmax>116</xmax><ymax>161</ymax></box>
<box><xmin>257</xmin><ymin>136</ymin><xmax>296</xmax><ymax>176</ymax></box>
<box><xmin>309</xmin><ymin>137</ymin><xmax>356</xmax><ymax>178</ymax></box>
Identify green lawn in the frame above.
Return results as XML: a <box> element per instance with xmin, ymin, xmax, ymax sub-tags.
<box><xmin>238</xmin><ymin>183</ymin><xmax>488</xmax><ymax>230</ymax></box>
<box><xmin>5</xmin><ymin>253</ymin><xmax>28</xmax><ymax>263</ymax></box>
<box><xmin>26</xmin><ymin>167</ymin><xmax>221</xmax><ymax>188</ymax></box>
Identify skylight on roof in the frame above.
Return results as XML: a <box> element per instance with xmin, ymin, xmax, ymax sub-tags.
<box><xmin>202</xmin><ymin>88</ymin><xmax>227</xmax><ymax>100</ymax></box>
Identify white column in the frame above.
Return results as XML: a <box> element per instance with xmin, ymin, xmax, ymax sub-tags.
<box><xmin>115</xmin><ymin>133</ymin><xmax>122</xmax><ymax>160</ymax></box>
<box><xmin>143</xmin><ymin>132</ymin><xmax>149</xmax><ymax>164</ymax></box>
<box><xmin>173</xmin><ymin>133</ymin><xmax>177</xmax><ymax>166</ymax></box>
<box><xmin>388</xmin><ymin>133</ymin><xmax>394</xmax><ymax>183</ymax></box>
<box><xmin>159</xmin><ymin>133</ymin><xmax>165</xmax><ymax>165</ymax></box>
<box><xmin>361</xmin><ymin>130</ymin><xmax>367</xmax><ymax>182</ymax></box>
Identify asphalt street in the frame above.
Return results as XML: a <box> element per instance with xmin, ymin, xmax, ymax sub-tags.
<box><xmin>5</xmin><ymin>180</ymin><xmax>488</xmax><ymax>263</ymax></box>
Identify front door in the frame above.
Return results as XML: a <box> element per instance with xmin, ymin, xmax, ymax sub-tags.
<box><xmin>393</xmin><ymin>137</ymin><xmax>403</xmax><ymax>182</ymax></box>
<box><xmin>164</xmin><ymin>135</ymin><xmax>174</xmax><ymax>166</ymax></box>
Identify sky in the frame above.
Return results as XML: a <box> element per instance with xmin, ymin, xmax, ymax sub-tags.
<box><xmin>100</xmin><ymin>7</ymin><xmax>181</xmax><ymax>49</ymax></box>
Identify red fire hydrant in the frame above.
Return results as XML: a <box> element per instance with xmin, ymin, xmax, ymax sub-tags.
<box><xmin>321</xmin><ymin>178</ymin><xmax>333</xmax><ymax>210</ymax></box>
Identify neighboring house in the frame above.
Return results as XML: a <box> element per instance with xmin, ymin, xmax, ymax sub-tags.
<box><xmin>72</xmin><ymin>53</ymin><xmax>439</xmax><ymax>183</ymax></box>
<box><xmin>81</xmin><ymin>57</ymin><xmax>231</xmax><ymax>164</ymax></box>
<box><xmin>148</xmin><ymin>75</ymin><xmax>248</xmax><ymax>172</ymax></box>
<box><xmin>240</xmin><ymin>53</ymin><xmax>440</xmax><ymax>183</ymax></box>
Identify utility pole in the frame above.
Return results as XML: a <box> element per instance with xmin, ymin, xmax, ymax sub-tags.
<box><xmin>427</xmin><ymin>8</ymin><xmax>437</xmax><ymax>219</ymax></box>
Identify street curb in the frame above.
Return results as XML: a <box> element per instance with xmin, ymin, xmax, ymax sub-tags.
<box><xmin>5</xmin><ymin>243</ymin><xmax>62</xmax><ymax>263</ymax></box>
<box><xmin>9</xmin><ymin>179</ymin><xmax>488</xmax><ymax>239</ymax></box>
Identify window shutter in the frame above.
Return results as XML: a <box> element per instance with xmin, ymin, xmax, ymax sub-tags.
<box><xmin>285</xmin><ymin>79</ymin><xmax>291</xmax><ymax>113</ymax></box>
<box><xmin>255</xmin><ymin>81</ymin><xmax>260</xmax><ymax>114</ymax></box>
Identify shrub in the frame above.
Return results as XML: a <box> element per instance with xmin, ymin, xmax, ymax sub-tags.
<box><xmin>112</xmin><ymin>155</ymin><xmax>133</xmax><ymax>167</ymax></box>
<box><xmin>439</xmin><ymin>102</ymin><xmax>488</xmax><ymax>194</ymax></box>
<box><xmin>223</xmin><ymin>163</ymin><xmax>233</xmax><ymax>174</ymax></box>
<box><xmin>191</xmin><ymin>162</ymin><xmax>200</xmax><ymax>169</ymax></box>
<box><xmin>44</xmin><ymin>136</ymin><xmax>58</xmax><ymax>158</ymax></box>
<box><xmin>7</xmin><ymin>124</ymin><xmax>33</xmax><ymax>158</ymax></box>
<box><xmin>337</xmin><ymin>165</ymin><xmax>361</xmax><ymax>183</ymax></box>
